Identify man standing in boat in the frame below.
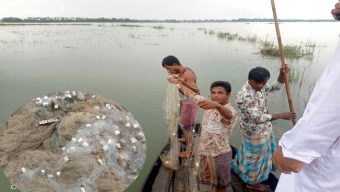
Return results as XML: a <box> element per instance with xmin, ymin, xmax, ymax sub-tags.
<box><xmin>231</xmin><ymin>66</ymin><xmax>296</xmax><ymax>191</ymax></box>
<box><xmin>174</xmin><ymin>80</ymin><xmax>237</xmax><ymax>192</ymax></box>
<box><xmin>273</xmin><ymin>2</ymin><xmax>340</xmax><ymax>191</ymax></box>
<box><xmin>162</xmin><ymin>55</ymin><xmax>200</xmax><ymax>157</ymax></box>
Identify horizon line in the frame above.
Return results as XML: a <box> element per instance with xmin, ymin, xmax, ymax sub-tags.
<box><xmin>0</xmin><ymin>16</ymin><xmax>335</xmax><ymax>21</ymax></box>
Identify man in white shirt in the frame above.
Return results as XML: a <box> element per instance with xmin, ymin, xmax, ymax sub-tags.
<box><xmin>171</xmin><ymin>78</ymin><xmax>237</xmax><ymax>192</ymax></box>
<box><xmin>273</xmin><ymin>2</ymin><xmax>340</xmax><ymax>191</ymax></box>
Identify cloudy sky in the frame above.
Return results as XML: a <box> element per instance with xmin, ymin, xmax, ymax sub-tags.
<box><xmin>0</xmin><ymin>0</ymin><xmax>337</xmax><ymax>20</ymax></box>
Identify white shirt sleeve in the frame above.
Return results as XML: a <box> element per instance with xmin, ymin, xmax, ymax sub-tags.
<box><xmin>279</xmin><ymin>40</ymin><xmax>340</xmax><ymax>164</ymax></box>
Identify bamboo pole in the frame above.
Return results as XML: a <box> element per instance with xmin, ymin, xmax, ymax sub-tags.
<box><xmin>270</xmin><ymin>0</ymin><xmax>296</xmax><ymax>125</ymax></box>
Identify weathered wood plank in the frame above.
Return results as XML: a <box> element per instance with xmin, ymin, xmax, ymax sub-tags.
<box><xmin>152</xmin><ymin>165</ymin><xmax>174</xmax><ymax>192</ymax></box>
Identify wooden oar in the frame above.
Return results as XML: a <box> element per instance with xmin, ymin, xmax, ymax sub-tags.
<box><xmin>270</xmin><ymin>0</ymin><xmax>296</xmax><ymax>125</ymax></box>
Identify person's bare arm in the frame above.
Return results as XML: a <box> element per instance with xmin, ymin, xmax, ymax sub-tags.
<box><xmin>198</xmin><ymin>101</ymin><xmax>233</xmax><ymax>120</ymax></box>
<box><xmin>178</xmin><ymin>81</ymin><xmax>196</xmax><ymax>97</ymax></box>
<box><xmin>271</xmin><ymin>112</ymin><xmax>296</xmax><ymax>121</ymax></box>
<box><xmin>273</xmin><ymin>146</ymin><xmax>304</xmax><ymax>174</ymax></box>
<box><xmin>179</xmin><ymin>71</ymin><xmax>200</xmax><ymax>94</ymax></box>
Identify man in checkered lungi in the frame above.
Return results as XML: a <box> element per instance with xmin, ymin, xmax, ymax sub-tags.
<box><xmin>231</xmin><ymin>66</ymin><xmax>295</xmax><ymax>191</ymax></box>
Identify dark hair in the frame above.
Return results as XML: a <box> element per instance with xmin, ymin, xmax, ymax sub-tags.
<box><xmin>248</xmin><ymin>67</ymin><xmax>270</xmax><ymax>82</ymax></box>
<box><xmin>210</xmin><ymin>81</ymin><xmax>231</xmax><ymax>93</ymax></box>
<box><xmin>162</xmin><ymin>55</ymin><xmax>181</xmax><ymax>67</ymax></box>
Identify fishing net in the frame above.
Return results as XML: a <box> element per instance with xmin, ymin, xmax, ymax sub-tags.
<box><xmin>191</xmin><ymin>126</ymin><xmax>202</xmax><ymax>192</ymax></box>
<box><xmin>0</xmin><ymin>91</ymin><xmax>146</xmax><ymax>192</ymax></box>
<box><xmin>160</xmin><ymin>83</ymin><xmax>180</xmax><ymax>170</ymax></box>
<box><xmin>172</xmin><ymin>137</ymin><xmax>201</xmax><ymax>192</ymax></box>
<box><xmin>159</xmin><ymin>82</ymin><xmax>202</xmax><ymax>191</ymax></box>
<box><xmin>175</xmin><ymin>95</ymin><xmax>208</xmax><ymax>192</ymax></box>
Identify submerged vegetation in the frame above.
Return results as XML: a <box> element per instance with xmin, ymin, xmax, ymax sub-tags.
<box><xmin>151</xmin><ymin>25</ymin><xmax>164</xmax><ymax>30</ymax></box>
<box><xmin>0</xmin><ymin>17</ymin><xmax>323</xmax><ymax>61</ymax></box>
<box><xmin>260</xmin><ymin>42</ymin><xmax>315</xmax><ymax>60</ymax></box>
<box><xmin>115</xmin><ymin>24</ymin><xmax>165</xmax><ymax>30</ymax></box>
<box><xmin>217</xmin><ymin>32</ymin><xmax>239</xmax><ymax>40</ymax></box>
<box><xmin>117</xmin><ymin>24</ymin><xmax>144</xmax><ymax>28</ymax></box>
<box><xmin>202</xmin><ymin>29</ymin><xmax>320</xmax><ymax>60</ymax></box>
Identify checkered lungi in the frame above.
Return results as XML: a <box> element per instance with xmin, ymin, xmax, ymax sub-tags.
<box><xmin>231</xmin><ymin>131</ymin><xmax>276</xmax><ymax>184</ymax></box>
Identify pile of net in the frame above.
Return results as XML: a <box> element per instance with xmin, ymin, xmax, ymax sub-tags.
<box><xmin>0</xmin><ymin>91</ymin><xmax>146</xmax><ymax>192</ymax></box>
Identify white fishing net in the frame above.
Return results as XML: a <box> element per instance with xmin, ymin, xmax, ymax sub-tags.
<box><xmin>160</xmin><ymin>83</ymin><xmax>180</xmax><ymax>170</ymax></box>
<box><xmin>0</xmin><ymin>91</ymin><xmax>146</xmax><ymax>192</ymax></box>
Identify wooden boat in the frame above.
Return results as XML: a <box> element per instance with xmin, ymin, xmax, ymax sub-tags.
<box><xmin>142</xmin><ymin>139</ymin><xmax>278</xmax><ymax>192</ymax></box>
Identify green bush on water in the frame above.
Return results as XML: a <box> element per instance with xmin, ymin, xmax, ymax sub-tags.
<box><xmin>217</xmin><ymin>32</ymin><xmax>257</xmax><ymax>42</ymax></box>
<box><xmin>217</xmin><ymin>32</ymin><xmax>238</xmax><ymax>40</ymax></box>
<box><xmin>217</xmin><ymin>32</ymin><xmax>230</xmax><ymax>38</ymax></box>
<box><xmin>209</xmin><ymin>30</ymin><xmax>317</xmax><ymax>60</ymax></box>
<box><xmin>260</xmin><ymin>41</ymin><xmax>315</xmax><ymax>60</ymax></box>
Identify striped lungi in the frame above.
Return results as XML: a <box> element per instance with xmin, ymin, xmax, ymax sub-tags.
<box><xmin>198</xmin><ymin>151</ymin><xmax>232</xmax><ymax>188</ymax></box>
<box><xmin>231</xmin><ymin>131</ymin><xmax>276</xmax><ymax>184</ymax></box>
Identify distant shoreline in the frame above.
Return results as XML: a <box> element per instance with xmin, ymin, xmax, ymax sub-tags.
<box><xmin>0</xmin><ymin>17</ymin><xmax>336</xmax><ymax>24</ymax></box>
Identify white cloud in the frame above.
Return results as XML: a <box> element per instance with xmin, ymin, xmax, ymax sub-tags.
<box><xmin>0</xmin><ymin>0</ymin><xmax>336</xmax><ymax>19</ymax></box>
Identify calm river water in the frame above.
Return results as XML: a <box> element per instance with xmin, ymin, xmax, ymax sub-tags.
<box><xmin>0</xmin><ymin>22</ymin><xmax>338</xmax><ymax>191</ymax></box>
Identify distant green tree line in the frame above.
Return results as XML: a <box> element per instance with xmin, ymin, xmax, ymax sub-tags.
<box><xmin>0</xmin><ymin>17</ymin><xmax>335</xmax><ymax>23</ymax></box>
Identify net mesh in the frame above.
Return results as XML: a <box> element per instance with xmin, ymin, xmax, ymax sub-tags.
<box><xmin>160</xmin><ymin>83</ymin><xmax>180</xmax><ymax>170</ymax></box>
<box><xmin>0</xmin><ymin>91</ymin><xmax>146</xmax><ymax>192</ymax></box>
